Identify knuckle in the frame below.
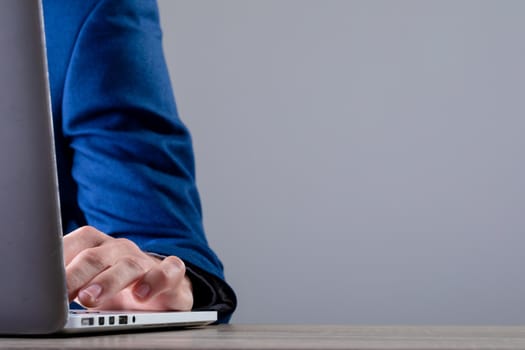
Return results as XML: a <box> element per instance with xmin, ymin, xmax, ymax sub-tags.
<box><xmin>114</xmin><ymin>238</ymin><xmax>139</xmax><ymax>251</ymax></box>
<box><xmin>120</xmin><ymin>256</ymin><xmax>146</xmax><ymax>274</ymax></box>
<box><xmin>66</xmin><ymin>225</ymin><xmax>108</xmax><ymax>248</ymax></box>
<box><xmin>159</xmin><ymin>260</ymin><xmax>187</xmax><ymax>290</ymax></box>
<box><xmin>79</xmin><ymin>225</ymin><xmax>97</xmax><ymax>234</ymax></box>
<box><xmin>164</xmin><ymin>256</ymin><xmax>186</xmax><ymax>274</ymax></box>
<box><xmin>79</xmin><ymin>249</ymin><xmax>105</xmax><ymax>270</ymax></box>
<box><xmin>78</xmin><ymin>225</ymin><xmax>103</xmax><ymax>239</ymax></box>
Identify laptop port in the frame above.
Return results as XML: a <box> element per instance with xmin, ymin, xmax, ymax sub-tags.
<box><xmin>109</xmin><ymin>316</ymin><xmax>115</xmax><ymax>325</ymax></box>
<box><xmin>119</xmin><ymin>315</ymin><xmax>128</xmax><ymax>325</ymax></box>
<box><xmin>81</xmin><ymin>317</ymin><xmax>94</xmax><ymax>326</ymax></box>
<box><xmin>98</xmin><ymin>317</ymin><xmax>105</xmax><ymax>326</ymax></box>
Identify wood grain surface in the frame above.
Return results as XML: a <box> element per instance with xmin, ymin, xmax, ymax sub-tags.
<box><xmin>1</xmin><ymin>324</ymin><xmax>525</xmax><ymax>349</ymax></box>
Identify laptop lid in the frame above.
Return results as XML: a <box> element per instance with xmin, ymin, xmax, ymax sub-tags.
<box><xmin>0</xmin><ymin>0</ymin><xmax>216</xmax><ymax>335</ymax></box>
<box><xmin>0</xmin><ymin>0</ymin><xmax>69</xmax><ymax>334</ymax></box>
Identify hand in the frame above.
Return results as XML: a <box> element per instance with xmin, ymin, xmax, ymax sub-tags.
<box><xmin>63</xmin><ymin>226</ymin><xmax>193</xmax><ymax>311</ymax></box>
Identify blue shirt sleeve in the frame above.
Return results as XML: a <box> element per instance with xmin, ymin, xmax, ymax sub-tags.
<box><xmin>52</xmin><ymin>0</ymin><xmax>235</xmax><ymax>322</ymax></box>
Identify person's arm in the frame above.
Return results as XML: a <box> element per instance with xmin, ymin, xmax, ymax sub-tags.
<box><xmin>60</xmin><ymin>0</ymin><xmax>236</xmax><ymax>322</ymax></box>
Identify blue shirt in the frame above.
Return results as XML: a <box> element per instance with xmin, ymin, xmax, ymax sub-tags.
<box><xmin>42</xmin><ymin>0</ymin><xmax>235</xmax><ymax>322</ymax></box>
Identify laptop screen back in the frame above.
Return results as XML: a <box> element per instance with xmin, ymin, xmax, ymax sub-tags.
<box><xmin>0</xmin><ymin>0</ymin><xmax>68</xmax><ymax>334</ymax></box>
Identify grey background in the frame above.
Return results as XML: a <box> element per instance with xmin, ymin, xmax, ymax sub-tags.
<box><xmin>157</xmin><ymin>1</ymin><xmax>525</xmax><ymax>324</ymax></box>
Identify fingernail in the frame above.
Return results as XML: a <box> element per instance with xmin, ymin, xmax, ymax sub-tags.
<box><xmin>79</xmin><ymin>284</ymin><xmax>102</xmax><ymax>303</ymax></box>
<box><xmin>134</xmin><ymin>283</ymin><xmax>151</xmax><ymax>299</ymax></box>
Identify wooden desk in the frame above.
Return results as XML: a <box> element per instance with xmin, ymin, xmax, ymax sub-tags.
<box><xmin>2</xmin><ymin>325</ymin><xmax>525</xmax><ymax>349</ymax></box>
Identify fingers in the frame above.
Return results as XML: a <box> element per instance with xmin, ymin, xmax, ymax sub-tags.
<box><xmin>63</xmin><ymin>226</ymin><xmax>109</xmax><ymax>265</ymax></box>
<box><xmin>66</xmin><ymin>245</ymin><xmax>111</xmax><ymax>301</ymax></box>
<box><xmin>150</xmin><ymin>275</ymin><xmax>194</xmax><ymax>311</ymax></box>
<box><xmin>63</xmin><ymin>226</ymin><xmax>194</xmax><ymax>311</ymax></box>
<box><xmin>133</xmin><ymin>256</ymin><xmax>185</xmax><ymax>300</ymax></box>
<box><xmin>77</xmin><ymin>257</ymin><xmax>147</xmax><ymax>307</ymax></box>
<box><xmin>132</xmin><ymin>256</ymin><xmax>193</xmax><ymax>311</ymax></box>
<box><xmin>77</xmin><ymin>255</ymin><xmax>192</xmax><ymax>311</ymax></box>
<box><xmin>65</xmin><ymin>232</ymin><xmax>155</xmax><ymax>302</ymax></box>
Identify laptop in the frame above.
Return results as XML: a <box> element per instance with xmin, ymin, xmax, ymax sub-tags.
<box><xmin>0</xmin><ymin>0</ymin><xmax>217</xmax><ymax>334</ymax></box>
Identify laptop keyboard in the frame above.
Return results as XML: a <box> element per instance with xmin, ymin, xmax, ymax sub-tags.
<box><xmin>69</xmin><ymin>310</ymin><xmax>101</xmax><ymax>314</ymax></box>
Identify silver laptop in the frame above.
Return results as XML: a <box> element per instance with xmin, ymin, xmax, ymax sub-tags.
<box><xmin>0</xmin><ymin>0</ymin><xmax>216</xmax><ymax>334</ymax></box>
